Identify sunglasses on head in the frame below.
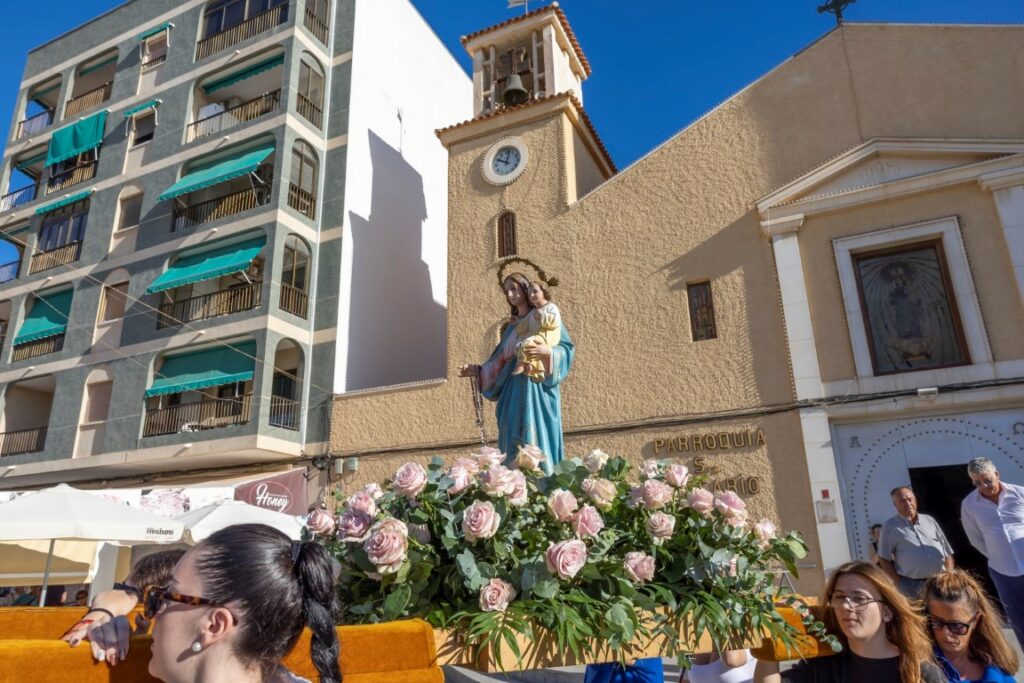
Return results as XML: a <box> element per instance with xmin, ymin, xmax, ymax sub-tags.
<box><xmin>142</xmin><ymin>585</ymin><xmax>238</xmax><ymax>625</ymax></box>
<box><xmin>928</xmin><ymin>613</ymin><xmax>978</xmax><ymax>636</ymax></box>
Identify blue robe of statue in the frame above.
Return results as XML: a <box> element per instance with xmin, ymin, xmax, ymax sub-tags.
<box><xmin>479</xmin><ymin>321</ymin><xmax>574</xmax><ymax>475</ymax></box>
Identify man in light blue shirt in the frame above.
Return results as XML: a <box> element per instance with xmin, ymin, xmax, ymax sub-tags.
<box><xmin>961</xmin><ymin>456</ymin><xmax>1024</xmax><ymax>649</ymax></box>
<box><xmin>878</xmin><ymin>485</ymin><xmax>954</xmax><ymax>598</ymax></box>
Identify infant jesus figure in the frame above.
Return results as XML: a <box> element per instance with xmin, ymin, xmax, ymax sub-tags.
<box><xmin>513</xmin><ymin>280</ymin><xmax>561</xmax><ymax>383</ymax></box>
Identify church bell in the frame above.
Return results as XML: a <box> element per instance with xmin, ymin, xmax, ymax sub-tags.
<box><xmin>502</xmin><ymin>73</ymin><xmax>530</xmax><ymax>107</ymax></box>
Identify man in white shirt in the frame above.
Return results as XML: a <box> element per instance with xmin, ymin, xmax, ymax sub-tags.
<box><xmin>961</xmin><ymin>456</ymin><xmax>1024</xmax><ymax>648</ymax></box>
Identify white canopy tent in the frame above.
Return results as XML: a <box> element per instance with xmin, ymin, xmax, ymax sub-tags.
<box><xmin>175</xmin><ymin>499</ymin><xmax>303</xmax><ymax>544</ymax></box>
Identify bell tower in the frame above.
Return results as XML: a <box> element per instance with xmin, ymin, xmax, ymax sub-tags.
<box><xmin>462</xmin><ymin>2</ymin><xmax>591</xmax><ymax>116</ymax></box>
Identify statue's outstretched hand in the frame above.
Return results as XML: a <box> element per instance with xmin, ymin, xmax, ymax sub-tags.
<box><xmin>458</xmin><ymin>364</ymin><xmax>481</xmax><ymax>378</ymax></box>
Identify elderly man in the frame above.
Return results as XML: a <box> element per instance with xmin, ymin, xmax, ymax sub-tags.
<box><xmin>878</xmin><ymin>485</ymin><xmax>954</xmax><ymax>597</ymax></box>
<box><xmin>961</xmin><ymin>456</ymin><xmax>1024</xmax><ymax>648</ymax></box>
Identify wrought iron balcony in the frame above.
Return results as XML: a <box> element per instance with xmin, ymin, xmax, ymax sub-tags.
<box><xmin>141</xmin><ymin>54</ymin><xmax>166</xmax><ymax>73</ymax></box>
<box><xmin>0</xmin><ymin>259</ymin><xmax>21</xmax><ymax>285</ymax></box>
<box><xmin>0</xmin><ymin>184</ymin><xmax>37</xmax><ymax>212</ymax></box>
<box><xmin>195</xmin><ymin>3</ymin><xmax>290</xmax><ymax>60</ymax></box>
<box><xmin>0</xmin><ymin>426</ymin><xmax>47</xmax><ymax>457</ymax></box>
<box><xmin>186</xmin><ymin>90</ymin><xmax>281</xmax><ymax>142</ymax></box>
<box><xmin>16</xmin><ymin>110</ymin><xmax>53</xmax><ymax>140</ymax></box>
<box><xmin>304</xmin><ymin>6</ymin><xmax>329</xmax><ymax>45</ymax></box>
<box><xmin>46</xmin><ymin>160</ymin><xmax>98</xmax><ymax>194</ymax></box>
<box><xmin>269</xmin><ymin>395</ymin><xmax>300</xmax><ymax>430</ymax></box>
<box><xmin>287</xmin><ymin>183</ymin><xmax>316</xmax><ymax>220</ymax></box>
<box><xmin>143</xmin><ymin>394</ymin><xmax>252</xmax><ymax>437</ymax></box>
<box><xmin>64</xmin><ymin>82</ymin><xmax>113</xmax><ymax>118</ymax></box>
<box><xmin>29</xmin><ymin>241</ymin><xmax>82</xmax><ymax>274</ymax></box>
<box><xmin>172</xmin><ymin>186</ymin><xmax>271</xmax><ymax>232</ymax></box>
<box><xmin>11</xmin><ymin>333</ymin><xmax>64</xmax><ymax>361</ymax></box>
<box><xmin>157</xmin><ymin>281</ymin><xmax>261</xmax><ymax>328</ymax></box>
<box><xmin>279</xmin><ymin>283</ymin><xmax>308</xmax><ymax>319</ymax></box>
<box><xmin>296</xmin><ymin>92</ymin><xmax>323</xmax><ymax>130</ymax></box>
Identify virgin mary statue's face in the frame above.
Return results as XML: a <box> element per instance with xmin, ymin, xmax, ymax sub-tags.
<box><xmin>504</xmin><ymin>277</ymin><xmax>525</xmax><ymax>308</ymax></box>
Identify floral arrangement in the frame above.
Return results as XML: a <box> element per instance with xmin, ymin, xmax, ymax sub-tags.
<box><xmin>315</xmin><ymin>447</ymin><xmax>836</xmax><ymax>667</ymax></box>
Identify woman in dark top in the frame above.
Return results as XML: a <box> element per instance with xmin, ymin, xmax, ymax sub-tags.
<box><xmin>923</xmin><ymin>570</ymin><xmax>1018</xmax><ymax>682</ymax></box>
<box><xmin>755</xmin><ymin>561</ymin><xmax>945</xmax><ymax>683</ymax></box>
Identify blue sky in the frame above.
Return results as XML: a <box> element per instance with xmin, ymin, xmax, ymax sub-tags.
<box><xmin>0</xmin><ymin>0</ymin><xmax>1021</xmax><ymax>262</ymax></box>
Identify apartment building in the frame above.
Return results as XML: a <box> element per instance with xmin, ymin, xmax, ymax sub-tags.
<box><xmin>0</xmin><ymin>0</ymin><xmax>469</xmax><ymax>496</ymax></box>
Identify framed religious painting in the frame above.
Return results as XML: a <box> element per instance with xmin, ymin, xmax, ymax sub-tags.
<box><xmin>851</xmin><ymin>239</ymin><xmax>969</xmax><ymax>375</ymax></box>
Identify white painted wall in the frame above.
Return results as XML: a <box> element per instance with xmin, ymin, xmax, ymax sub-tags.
<box><xmin>335</xmin><ymin>0</ymin><xmax>471</xmax><ymax>392</ymax></box>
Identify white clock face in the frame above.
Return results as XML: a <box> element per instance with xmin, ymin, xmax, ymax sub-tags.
<box><xmin>492</xmin><ymin>146</ymin><xmax>522</xmax><ymax>176</ymax></box>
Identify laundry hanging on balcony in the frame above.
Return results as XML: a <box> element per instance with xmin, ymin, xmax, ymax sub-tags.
<box><xmin>145</xmin><ymin>340</ymin><xmax>257</xmax><ymax>397</ymax></box>
<box><xmin>12</xmin><ymin>289</ymin><xmax>73</xmax><ymax>345</ymax></box>
<box><xmin>201</xmin><ymin>55</ymin><xmax>284</xmax><ymax>94</ymax></box>
<box><xmin>146</xmin><ymin>235</ymin><xmax>266</xmax><ymax>293</ymax></box>
<box><xmin>34</xmin><ymin>189</ymin><xmax>94</xmax><ymax>215</ymax></box>
<box><xmin>44</xmin><ymin>110</ymin><xmax>108</xmax><ymax>167</ymax></box>
<box><xmin>157</xmin><ymin>146</ymin><xmax>274</xmax><ymax>202</ymax></box>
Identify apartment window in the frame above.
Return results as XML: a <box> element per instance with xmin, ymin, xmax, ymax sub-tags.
<box><xmin>99</xmin><ymin>282</ymin><xmax>129</xmax><ymax>322</ymax></box>
<box><xmin>84</xmin><ymin>380</ymin><xmax>113</xmax><ymax>422</ymax></box>
<box><xmin>143</xmin><ymin>34</ymin><xmax>168</xmax><ymax>69</ymax></box>
<box><xmin>203</xmin><ymin>0</ymin><xmax>246</xmax><ymax>38</ymax></box>
<box><xmin>117</xmin><ymin>193</ymin><xmax>143</xmax><ymax>231</ymax></box>
<box><xmin>282</xmin><ymin>236</ymin><xmax>309</xmax><ymax>291</ymax></box>
<box><xmin>38</xmin><ymin>200</ymin><xmax>89</xmax><ymax>252</ymax></box>
<box><xmin>852</xmin><ymin>240</ymin><xmax>968</xmax><ymax>375</ymax></box>
<box><xmin>297</xmin><ymin>58</ymin><xmax>325</xmax><ymax>128</ymax></box>
<box><xmin>498</xmin><ymin>211</ymin><xmax>517</xmax><ymax>258</ymax></box>
<box><xmin>131</xmin><ymin>113</ymin><xmax>156</xmax><ymax>146</ymax></box>
<box><xmin>687</xmin><ymin>281</ymin><xmax>717</xmax><ymax>341</ymax></box>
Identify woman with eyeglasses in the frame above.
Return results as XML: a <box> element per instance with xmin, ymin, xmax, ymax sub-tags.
<box><xmin>754</xmin><ymin>561</ymin><xmax>945</xmax><ymax>683</ymax></box>
<box><xmin>145</xmin><ymin>524</ymin><xmax>341</xmax><ymax>683</ymax></box>
<box><xmin>922</xmin><ymin>569</ymin><xmax>1018</xmax><ymax>682</ymax></box>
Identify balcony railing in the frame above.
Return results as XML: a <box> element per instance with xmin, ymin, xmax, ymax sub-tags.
<box><xmin>46</xmin><ymin>160</ymin><xmax>98</xmax><ymax>194</ymax></box>
<box><xmin>279</xmin><ymin>283</ymin><xmax>308</xmax><ymax>319</ymax></box>
<box><xmin>0</xmin><ymin>184</ymin><xmax>37</xmax><ymax>212</ymax></box>
<box><xmin>141</xmin><ymin>54</ymin><xmax>166</xmax><ymax>72</ymax></box>
<box><xmin>186</xmin><ymin>90</ymin><xmax>281</xmax><ymax>142</ymax></box>
<box><xmin>16</xmin><ymin>110</ymin><xmax>53</xmax><ymax>140</ymax></box>
<box><xmin>304</xmin><ymin>7</ymin><xmax>329</xmax><ymax>45</ymax></box>
<box><xmin>196</xmin><ymin>3</ymin><xmax>290</xmax><ymax>60</ymax></box>
<box><xmin>172</xmin><ymin>185</ymin><xmax>271</xmax><ymax>232</ymax></box>
<box><xmin>269</xmin><ymin>395</ymin><xmax>301</xmax><ymax>430</ymax></box>
<box><xmin>296</xmin><ymin>92</ymin><xmax>323</xmax><ymax>129</ymax></box>
<box><xmin>64</xmin><ymin>82</ymin><xmax>113</xmax><ymax>118</ymax></box>
<box><xmin>0</xmin><ymin>426</ymin><xmax>47</xmax><ymax>457</ymax></box>
<box><xmin>157</xmin><ymin>281</ymin><xmax>262</xmax><ymax>328</ymax></box>
<box><xmin>0</xmin><ymin>260</ymin><xmax>20</xmax><ymax>285</ymax></box>
<box><xmin>143</xmin><ymin>393</ymin><xmax>252</xmax><ymax>437</ymax></box>
<box><xmin>30</xmin><ymin>241</ymin><xmax>82</xmax><ymax>274</ymax></box>
<box><xmin>12</xmin><ymin>333</ymin><xmax>64</xmax><ymax>361</ymax></box>
<box><xmin>287</xmin><ymin>183</ymin><xmax>316</xmax><ymax>220</ymax></box>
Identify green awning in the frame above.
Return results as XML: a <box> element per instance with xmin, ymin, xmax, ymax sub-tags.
<box><xmin>138</xmin><ymin>22</ymin><xmax>174</xmax><ymax>41</ymax></box>
<box><xmin>45</xmin><ymin>110</ymin><xmax>108</xmax><ymax>167</ymax></box>
<box><xmin>157</xmin><ymin>146</ymin><xmax>274</xmax><ymax>201</ymax></box>
<box><xmin>16</xmin><ymin>153</ymin><xmax>47</xmax><ymax>170</ymax></box>
<box><xmin>146</xmin><ymin>341</ymin><xmax>257</xmax><ymax>397</ymax></box>
<box><xmin>146</xmin><ymin>236</ymin><xmax>266</xmax><ymax>293</ymax></box>
<box><xmin>35</xmin><ymin>189</ymin><xmax>94</xmax><ymax>215</ymax></box>
<box><xmin>13</xmin><ymin>290</ymin><xmax>73</xmax><ymax>345</ymax></box>
<box><xmin>124</xmin><ymin>99</ymin><xmax>161</xmax><ymax>119</ymax></box>
<box><xmin>201</xmin><ymin>55</ymin><xmax>285</xmax><ymax>94</ymax></box>
<box><xmin>79</xmin><ymin>55</ymin><xmax>117</xmax><ymax>77</ymax></box>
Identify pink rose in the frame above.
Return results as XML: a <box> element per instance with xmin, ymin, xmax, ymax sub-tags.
<box><xmin>337</xmin><ymin>511</ymin><xmax>372</xmax><ymax>542</ymax></box>
<box><xmin>754</xmin><ymin>518</ymin><xmax>777</xmax><ymax>547</ymax></box>
<box><xmin>479</xmin><ymin>577</ymin><xmax>517</xmax><ymax>612</ymax></box>
<box><xmin>346</xmin><ymin>490</ymin><xmax>377</xmax><ymax>517</ymax></box>
<box><xmin>664</xmin><ymin>463</ymin><xmax>690</xmax><ymax>489</ymax></box>
<box><xmin>623</xmin><ymin>551</ymin><xmax>656</xmax><ymax>583</ymax></box>
<box><xmin>408</xmin><ymin>523</ymin><xmax>432</xmax><ymax>544</ymax></box>
<box><xmin>306</xmin><ymin>509</ymin><xmax>336</xmax><ymax>537</ymax></box>
<box><xmin>515</xmin><ymin>444</ymin><xmax>546</xmax><ymax>473</ymax></box>
<box><xmin>361</xmin><ymin>483</ymin><xmax>384</xmax><ymax>500</ymax></box>
<box><xmin>462</xmin><ymin>500</ymin><xmax>501</xmax><ymax>542</ymax></box>
<box><xmin>726</xmin><ymin>515</ymin><xmax>748</xmax><ymax>529</ymax></box>
<box><xmin>582</xmin><ymin>449</ymin><xmax>609</xmax><ymax>473</ymax></box>
<box><xmin>509</xmin><ymin>469</ymin><xmax>529</xmax><ymax>507</ymax></box>
<box><xmin>687</xmin><ymin>488</ymin><xmax>715</xmax><ymax>516</ymax></box>
<box><xmin>639</xmin><ymin>479</ymin><xmax>674</xmax><ymax>509</ymax></box>
<box><xmin>582</xmin><ymin>478</ymin><xmax>617</xmax><ymax>510</ymax></box>
<box><xmin>571</xmin><ymin>505</ymin><xmax>605</xmax><ymax>538</ymax></box>
<box><xmin>473</xmin><ymin>446</ymin><xmax>505</xmax><ymax>469</ymax></box>
<box><xmin>452</xmin><ymin>456</ymin><xmax>481</xmax><ymax>475</ymax></box>
<box><xmin>480</xmin><ymin>464</ymin><xmax>517</xmax><ymax>498</ymax></box>
<box><xmin>545</xmin><ymin>539</ymin><xmax>588</xmax><ymax>579</ymax></box>
<box><xmin>640</xmin><ymin>459</ymin><xmax>662</xmax><ymax>480</ymax></box>
<box><xmin>363</xmin><ymin>518</ymin><xmax>408</xmax><ymax>574</ymax></box>
<box><xmin>646</xmin><ymin>511</ymin><xmax>676</xmax><ymax>545</ymax></box>
<box><xmin>547</xmin><ymin>489</ymin><xmax>579</xmax><ymax>522</ymax></box>
<box><xmin>714</xmin><ymin>490</ymin><xmax>748</xmax><ymax>521</ymax></box>
<box><xmin>392</xmin><ymin>462</ymin><xmax>428</xmax><ymax>499</ymax></box>
<box><xmin>447</xmin><ymin>464</ymin><xmax>474</xmax><ymax>495</ymax></box>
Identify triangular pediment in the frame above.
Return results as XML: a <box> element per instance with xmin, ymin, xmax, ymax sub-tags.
<box><xmin>757</xmin><ymin>138</ymin><xmax>1024</xmax><ymax>213</ymax></box>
